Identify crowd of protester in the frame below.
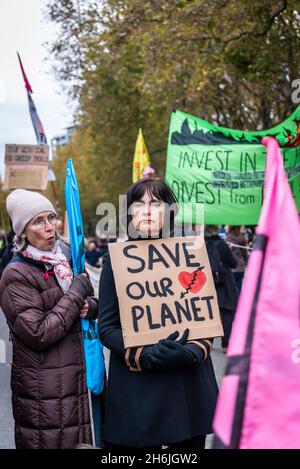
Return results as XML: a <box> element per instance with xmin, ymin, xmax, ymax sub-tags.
<box><xmin>0</xmin><ymin>185</ymin><xmax>256</xmax><ymax>449</ymax></box>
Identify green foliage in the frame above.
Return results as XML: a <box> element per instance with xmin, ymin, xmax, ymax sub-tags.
<box><xmin>45</xmin><ymin>0</ymin><xmax>300</xmax><ymax>234</ymax></box>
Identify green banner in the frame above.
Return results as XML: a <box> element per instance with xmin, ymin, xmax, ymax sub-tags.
<box><xmin>166</xmin><ymin>109</ymin><xmax>300</xmax><ymax>225</ymax></box>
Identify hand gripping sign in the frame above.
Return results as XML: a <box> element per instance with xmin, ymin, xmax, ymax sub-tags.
<box><xmin>109</xmin><ymin>235</ymin><xmax>223</xmax><ymax>348</ymax></box>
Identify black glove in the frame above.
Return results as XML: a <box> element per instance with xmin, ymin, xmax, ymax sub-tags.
<box><xmin>69</xmin><ymin>273</ymin><xmax>94</xmax><ymax>299</ymax></box>
<box><xmin>140</xmin><ymin>331</ymin><xmax>183</xmax><ymax>371</ymax></box>
<box><xmin>141</xmin><ymin>329</ymin><xmax>197</xmax><ymax>370</ymax></box>
<box><xmin>139</xmin><ymin>346</ymin><xmax>157</xmax><ymax>371</ymax></box>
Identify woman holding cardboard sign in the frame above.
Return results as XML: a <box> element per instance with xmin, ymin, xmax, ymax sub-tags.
<box><xmin>98</xmin><ymin>179</ymin><xmax>219</xmax><ymax>450</ymax></box>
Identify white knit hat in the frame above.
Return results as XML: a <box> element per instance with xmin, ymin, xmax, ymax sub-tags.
<box><xmin>6</xmin><ymin>189</ymin><xmax>56</xmax><ymax>236</ymax></box>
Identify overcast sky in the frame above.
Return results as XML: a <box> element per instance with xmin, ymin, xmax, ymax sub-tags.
<box><xmin>0</xmin><ymin>0</ymin><xmax>73</xmax><ymax>177</ymax></box>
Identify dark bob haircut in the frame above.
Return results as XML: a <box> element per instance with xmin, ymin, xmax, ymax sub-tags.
<box><xmin>123</xmin><ymin>178</ymin><xmax>179</xmax><ymax>239</ymax></box>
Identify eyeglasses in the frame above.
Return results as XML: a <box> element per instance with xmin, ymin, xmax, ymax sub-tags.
<box><xmin>30</xmin><ymin>214</ymin><xmax>59</xmax><ymax>230</ymax></box>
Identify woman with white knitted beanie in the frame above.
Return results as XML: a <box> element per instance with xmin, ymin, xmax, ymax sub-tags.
<box><xmin>0</xmin><ymin>189</ymin><xmax>98</xmax><ymax>449</ymax></box>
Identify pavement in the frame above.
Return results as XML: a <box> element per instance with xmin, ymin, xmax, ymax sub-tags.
<box><xmin>0</xmin><ymin>308</ymin><xmax>227</xmax><ymax>449</ymax></box>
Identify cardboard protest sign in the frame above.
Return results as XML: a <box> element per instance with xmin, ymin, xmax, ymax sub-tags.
<box><xmin>166</xmin><ymin>109</ymin><xmax>300</xmax><ymax>225</ymax></box>
<box><xmin>109</xmin><ymin>236</ymin><xmax>223</xmax><ymax>348</ymax></box>
<box><xmin>3</xmin><ymin>144</ymin><xmax>49</xmax><ymax>190</ymax></box>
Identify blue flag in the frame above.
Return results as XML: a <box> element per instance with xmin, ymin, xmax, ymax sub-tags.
<box><xmin>65</xmin><ymin>159</ymin><xmax>85</xmax><ymax>275</ymax></box>
<box><xmin>65</xmin><ymin>159</ymin><xmax>105</xmax><ymax>397</ymax></box>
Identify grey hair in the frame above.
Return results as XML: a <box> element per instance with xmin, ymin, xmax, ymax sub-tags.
<box><xmin>13</xmin><ymin>235</ymin><xmax>28</xmax><ymax>253</ymax></box>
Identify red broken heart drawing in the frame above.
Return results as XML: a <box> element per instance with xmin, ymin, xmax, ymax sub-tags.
<box><xmin>178</xmin><ymin>268</ymin><xmax>207</xmax><ymax>295</ymax></box>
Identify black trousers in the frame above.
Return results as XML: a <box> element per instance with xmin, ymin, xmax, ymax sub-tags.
<box><xmin>168</xmin><ymin>435</ymin><xmax>206</xmax><ymax>451</ymax></box>
<box><xmin>233</xmin><ymin>271</ymin><xmax>244</xmax><ymax>297</ymax></box>
<box><xmin>220</xmin><ymin>308</ymin><xmax>235</xmax><ymax>348</ymax></box>
<box><xmin>105</xmin><ymin>435</ymin><xmax>206</xmax><ymax>452</ymax></box>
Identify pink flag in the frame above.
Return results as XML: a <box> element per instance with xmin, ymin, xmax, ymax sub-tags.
<box><xmin>213</xmin><ymin>137</ymin><xmax>300</xmax><ymax>449</ymax></box>
<box><xmin>17</xmin><ymin>52</ymin><xmax>33</xmax><ymax>94</ymax></box>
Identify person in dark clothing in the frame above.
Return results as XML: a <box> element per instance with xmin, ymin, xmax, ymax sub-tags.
<box><xmin>225</xmin><ymin>225</ymin><xmax>248</xmax><ymax>296</ymax></box>
<box><xmin>204</xmin><ymin>225</ymin><xmax>238</xmax><ymax>352</ymax></box>
<box><xmin>0</xmin><ymin>229</ymin><xmax>15</xmax><ymax>278</ymax></box>
<box><xmin>98</xmin><ymin>178</ymin><xmax>219</xmax><ymax>451</ymax></box>
<box><xmin>97</xmin><ymin>236</ymin><xmax>109</xmax><ymax>259</ymax></box>
<box><xmin>85</xmin><ymin>240</ymin><xmax>102</xmax><ymax>267</ymax></box>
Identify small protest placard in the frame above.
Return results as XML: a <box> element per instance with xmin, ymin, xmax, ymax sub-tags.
<box><xmin>3</xmin><ymin>144</ymin><xmax>49</xmax><ymax>191</ymax></box>
<box><xmin>109</xmin><ymin>236</ymin><xmax>223</xmax><ymax>348</ymax></box>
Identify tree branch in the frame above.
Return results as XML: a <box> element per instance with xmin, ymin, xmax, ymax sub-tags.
<box><xmin>223</xmin><ymin>0</ymin><xmax>288</xmax><ymax>47</ymax></box>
